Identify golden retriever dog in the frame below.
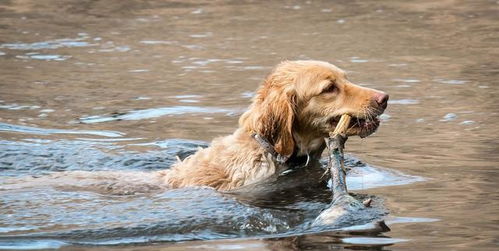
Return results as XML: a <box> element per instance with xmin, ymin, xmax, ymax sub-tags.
<box><xmin>159</xmin><ymin>60</ymin><xmax>388</xmax><ymax>191</ymax></box>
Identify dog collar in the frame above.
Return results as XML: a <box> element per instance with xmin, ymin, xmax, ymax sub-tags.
<box><xmin>251</xmin><ymin>133</ymin><xmax>289</xmax><ymax>165</ymax></box>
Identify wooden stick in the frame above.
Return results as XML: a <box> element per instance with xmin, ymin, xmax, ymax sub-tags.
<box><xmin>331</xmin><ymin>114</ymin><xmax>352</xmax><ymax>136</ymax></box>
<box><xmin>312</xmin><ymin>114</ymin><xmax>367</xmax><ymax>227</ymax></box>
<box><xmin>326</xmin><ymin>114</ymin><xmax>351</xmax><ymax>197</ymax></box>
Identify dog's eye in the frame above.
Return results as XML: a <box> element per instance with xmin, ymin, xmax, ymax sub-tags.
<box><xmin>322</xmin><ymin>83</ymin><xmax>337</xmax><ymax>94</ymax></box>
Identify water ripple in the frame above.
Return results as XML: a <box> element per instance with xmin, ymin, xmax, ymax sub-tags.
<box><xmin>78</xmin><ymin>106</ymin><xmax>241</xmax><ymax>124</ymax></box>
<box><xmin>1</xmin><ymin>38</ymin><xmax>94</xmax><ymax>50</ymax></box>
<box><xmin>0</xmin><ymin>122</ymin><xmax>124</xmax><ymax>137</ymax></box>
<box><xmin>0</xmin><ymin>138</ymin><xmax>423</xmax><ymax>247</ymax></box>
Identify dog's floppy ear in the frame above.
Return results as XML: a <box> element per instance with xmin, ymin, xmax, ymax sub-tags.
<box><xmin>240</xmin><ymin>71</ymin><xmax>296</xmax><ymax>157</ymax></box>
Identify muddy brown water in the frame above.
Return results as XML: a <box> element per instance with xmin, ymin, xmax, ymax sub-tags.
<box><xmin>0</xmin><ymin>0</ymin><xmax>498</xmax><ymax>250</ymax></box>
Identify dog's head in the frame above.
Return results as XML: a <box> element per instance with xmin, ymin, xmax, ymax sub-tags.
<box><xmin>240</xmin><ymin>60</ymin><xmax>388</xmax><ymax>157</ymax></box>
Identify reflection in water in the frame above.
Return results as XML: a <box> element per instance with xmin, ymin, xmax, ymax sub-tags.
<box><xmin>0</xmin><ymin>0</ymin><xmax>498</xmax><ymax>250</ymax></box>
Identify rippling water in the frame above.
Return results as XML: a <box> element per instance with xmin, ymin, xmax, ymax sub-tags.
<box><xmin>1</xmin><ymin>136</ymin><xmax>421</xmax><ymax>249</ymax></box>
<box><xmin>0</xmin><ymin>0</ymin><xmax>498</xmax><ymax>250</ymax></box>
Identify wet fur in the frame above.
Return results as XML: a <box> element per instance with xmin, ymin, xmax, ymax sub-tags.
<box><xmin>159</xmin><ymin>60</ymin><xmax>386</xmax><ymax>191</ymax></box>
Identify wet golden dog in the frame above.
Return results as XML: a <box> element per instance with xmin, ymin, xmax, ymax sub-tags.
<box><xmin>160</xmin><ymin>60</ymin><xmax>388</xmax><ymax>191</ymax></box>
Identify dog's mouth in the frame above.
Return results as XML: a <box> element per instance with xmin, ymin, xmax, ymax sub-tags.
<box><xmin>329</xmin><ymin>115</ymin><xmax>381</xmax><ymax>138</ymax></box>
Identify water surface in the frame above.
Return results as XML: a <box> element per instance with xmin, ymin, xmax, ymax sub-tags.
<box><xmin>1</xmin><ymin>0</ymin><xmax>498</xmax><ymax>250</ymax></box>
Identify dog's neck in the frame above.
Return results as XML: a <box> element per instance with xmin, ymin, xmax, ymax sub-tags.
<box><xmin>293</xmin><ymin>132</ymin><xmax>325</xmax><ymax>157</ymax></box>
<box><xmin>284</xmin><ymin>132</ymin><xmax>326</xmax><ymax>170</ymax></box>
<box><xmin>250</xmin><ymin>131</ymin><xmax>325</xmax><ymax>170</ymax></box>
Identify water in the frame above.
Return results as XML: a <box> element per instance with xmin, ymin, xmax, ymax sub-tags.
<box><xmin>0</xmin><ymin>136</ymin><xmax>414</xmax><ymax>248</ymax></box>
<box><xmin>0</xmin><ymin>0</ymin><xmax>498</xmax><ymax>250</ymax></box>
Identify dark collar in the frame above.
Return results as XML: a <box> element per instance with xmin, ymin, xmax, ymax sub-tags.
<box><xmin>251</xmin><ymin>133</ymin><xmax>289</xmax><ymax>165</ymax></box>
<box><xmin>251</xmin><ymin>133</ymin><xmax>309</xmax><ymax>168</ymax></box>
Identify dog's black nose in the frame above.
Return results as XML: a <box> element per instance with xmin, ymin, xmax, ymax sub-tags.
<box><xmin>373</xmin><ymin>92</ymin><xmax>389</xmax><ymax>110</ymax></box>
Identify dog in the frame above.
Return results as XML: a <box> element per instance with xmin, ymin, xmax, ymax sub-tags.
<box><xmin>159</xmin><ymin>60</ymin><xmax>388</xmax><ymax>191</ymax></box>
